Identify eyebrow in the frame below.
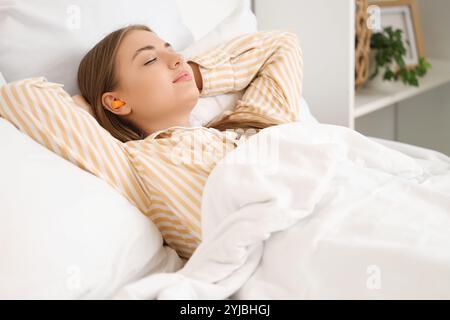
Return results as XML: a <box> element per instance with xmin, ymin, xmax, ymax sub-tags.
<box><xmin>132</xmin><ymin>42</ymin><xmax>172</xmax><ymax>61</ymax></box>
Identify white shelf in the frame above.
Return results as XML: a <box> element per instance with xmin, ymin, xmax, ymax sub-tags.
<box><xmin>355</xmin><ymin>59</ymin><xmax>450</xmax><ymax>118</ymax></box>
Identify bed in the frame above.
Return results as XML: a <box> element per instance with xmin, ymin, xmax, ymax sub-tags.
<box><xmin>1</xmin><ymin>0</ymin><xmax>450</xmax><ymax>300</ymax></box>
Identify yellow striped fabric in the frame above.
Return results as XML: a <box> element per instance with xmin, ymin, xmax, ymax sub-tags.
<box><xmin>0</xmin><ymin>30</ymin><xmax>303</xmax><ymax>259</ymax></box>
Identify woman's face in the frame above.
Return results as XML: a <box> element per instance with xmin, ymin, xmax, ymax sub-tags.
<box><xmin>102</xmin><ymin>30</ymin><xmax>199</xmax><ymax>133</ymax></box>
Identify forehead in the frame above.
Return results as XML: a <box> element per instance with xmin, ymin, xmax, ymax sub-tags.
<box><xmin>117</xmin><ymin>30</ymin><xmax>164</xmax><ymax>58</ymax></box>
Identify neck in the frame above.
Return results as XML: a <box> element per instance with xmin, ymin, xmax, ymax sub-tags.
<box><xmin>139</xmin><ymin>114</ymin><xmax>191</xmax><ymax>136</ymax></box>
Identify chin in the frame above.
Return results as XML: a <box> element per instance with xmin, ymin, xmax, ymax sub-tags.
<box><xmin>181</xmin><ymin>93</ymin><xmax>199</xmax><ymax>113</ymax></box>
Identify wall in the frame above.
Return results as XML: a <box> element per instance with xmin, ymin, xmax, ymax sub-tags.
<box><xmin>254</xmin><ymin>0</ymin><xmax>355</xmax><ymax>128</ymax></box>
<box><xmin>356</xmin><ymin>106</ymin><xmax>396</xmax><ymax>140</ymax></box>
<box><xmin>397</xmin><ymin>0</ymin><xmax>450</xmax><ymax>155</ymax></box>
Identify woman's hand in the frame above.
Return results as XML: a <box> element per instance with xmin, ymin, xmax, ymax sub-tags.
<box><xmin>72</xmin><ymin>94</ymin><xmax>94</xmax><ymax>116</ymax></box>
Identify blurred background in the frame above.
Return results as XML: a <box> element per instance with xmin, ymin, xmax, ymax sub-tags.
<box><xmin>178</xmin><ymin>0</ymin><xmax>450</xmax><ymax>155</ymax></box>
<box><xmin>253</xmin><ymin>0</ymin><xmax>450</xmax><ymax>155</ymax></box>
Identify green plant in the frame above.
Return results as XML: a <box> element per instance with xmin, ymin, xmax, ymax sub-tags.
<box><xmin>370</xmin><ymin>26</ymin><xmax>432</xmax><ymax>87</ymax></box>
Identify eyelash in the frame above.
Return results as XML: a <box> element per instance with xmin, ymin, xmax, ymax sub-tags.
<box><xmin>144</xmin><ymin>58</ymin><xmax>157</xmax><ymax>66</ymax></box>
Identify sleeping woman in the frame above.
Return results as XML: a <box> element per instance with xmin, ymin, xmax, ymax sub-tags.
<box><xmin>2</xmin><ymin>24</ymin><xmax>304</xmax><ymax>259</ymax></box>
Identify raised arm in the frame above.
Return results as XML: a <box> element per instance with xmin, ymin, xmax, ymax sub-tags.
<box><xmin>0</xmin><ymin>78</ymin><xmax>149</xmax><ymax>212</ymax></box>
<box><xmin>188</xmin><ymin>30</ymin><xmax>304</xmax><ymax>123</ymax></box>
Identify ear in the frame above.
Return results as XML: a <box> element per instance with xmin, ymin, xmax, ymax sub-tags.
<box><xmin>101</xmin><ymin>91</ymin><xmax>131</xmax><ymax>116</ymax></box>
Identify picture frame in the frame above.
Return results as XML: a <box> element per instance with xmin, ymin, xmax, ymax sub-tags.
<box><xmin>368</xmin><ymin>0</ymin><xmax>425</xmax><ymax>67</ymax></box>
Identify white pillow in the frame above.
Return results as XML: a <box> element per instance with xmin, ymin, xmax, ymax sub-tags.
<box><xmin>0</xmin><ymin>0</ymin><xmax>194</xmax><ymax>95</ymax></box>
<box><xmin>0</xmin><ymin>72</ymin><xmax>6</xmax><ymax>87</ymax></box>
<box><xmin>180</xmin><ymin>0</ymin><xmax>257</xmax><ymax>60</ymax></box>
<box><xmin>0</xmin><ymin>118</ymin><xmax>184</xmax><ymax>299</ymax></box>
<box><xmin>184</xmin><ymin>1</ymin><xmax>318</xmax><ymax>126</ymax></box>
<box><xmin>299</xmin><ymin>98</ymin><xmax>319</xmax><ymax>124</ymax></box>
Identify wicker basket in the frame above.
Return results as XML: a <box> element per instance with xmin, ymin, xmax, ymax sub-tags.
<box><xmin>355</xmin><ymin>0</ymin><xmax>372</xmax><ymax>90</ymax></box>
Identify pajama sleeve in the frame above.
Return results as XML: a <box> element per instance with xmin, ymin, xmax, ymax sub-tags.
<box><xmin>188</xmin><ymin>30</ymin><xmax>304</xmax><ymax>123</ymax></box>
<box><xmin>0</xmin><ymin>78</ymin><xmax>149</xmax><ymax>212</ymax></box>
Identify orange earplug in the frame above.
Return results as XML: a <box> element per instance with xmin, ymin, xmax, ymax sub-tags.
<box><xmin>112</xmin><ymin>100</ymin><xmax>126</xmax><ymax>109</ymax></box>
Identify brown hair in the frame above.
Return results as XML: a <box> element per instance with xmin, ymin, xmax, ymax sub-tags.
<box><xmin>77</xmin><ymin>24</ymin><xmax>282</xmax><ymax>142</ymax></box>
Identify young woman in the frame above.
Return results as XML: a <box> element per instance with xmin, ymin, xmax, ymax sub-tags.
<box><xmin>2</xmin><ymin>24</ymin><xmax>304</xmax><ymax>259</ymax></box>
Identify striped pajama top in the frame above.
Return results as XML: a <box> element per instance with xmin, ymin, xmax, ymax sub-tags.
<box><xmin>0</xmin><ymin>30</ymin><xmax>304</xmax><ymax>259</ymax></box>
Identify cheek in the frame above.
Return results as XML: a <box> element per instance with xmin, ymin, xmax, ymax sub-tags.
<box><xmin>136</xmin><ymin>68</ymin><xmax>173</xmax><ymax>93</ymax></box>
<box><xmin>130</xmin><ymin>72</ymin><xmax>175</xmax><ymax>116</ymax></box>
<box><xmin>134</xmin><ymin>70</ymin><xmax>172</xmax><ymax>97</ymax></box>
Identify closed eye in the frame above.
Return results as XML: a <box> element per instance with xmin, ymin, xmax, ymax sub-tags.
<box><xmin>144</xmin><ymin>58</ymin><xmax>157</xmax><ymax>66</ymax></box>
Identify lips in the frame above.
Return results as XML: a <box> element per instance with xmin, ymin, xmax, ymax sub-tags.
<box><xmin>173</xmin><ymin>70</ymin><xmax>190</xmax><ymax>83</ymax></box>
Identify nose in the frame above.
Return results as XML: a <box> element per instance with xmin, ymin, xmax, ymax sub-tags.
<box><xmin>168</xmin><ymin>51</ymin><xmax>184</xmax><ymax>69</ymax></box>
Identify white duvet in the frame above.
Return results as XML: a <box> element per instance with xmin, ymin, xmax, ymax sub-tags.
<box><xmin>114</xmin><ymin>122</ymin><xmax>450</xmax><ymax>300</ymax></box>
